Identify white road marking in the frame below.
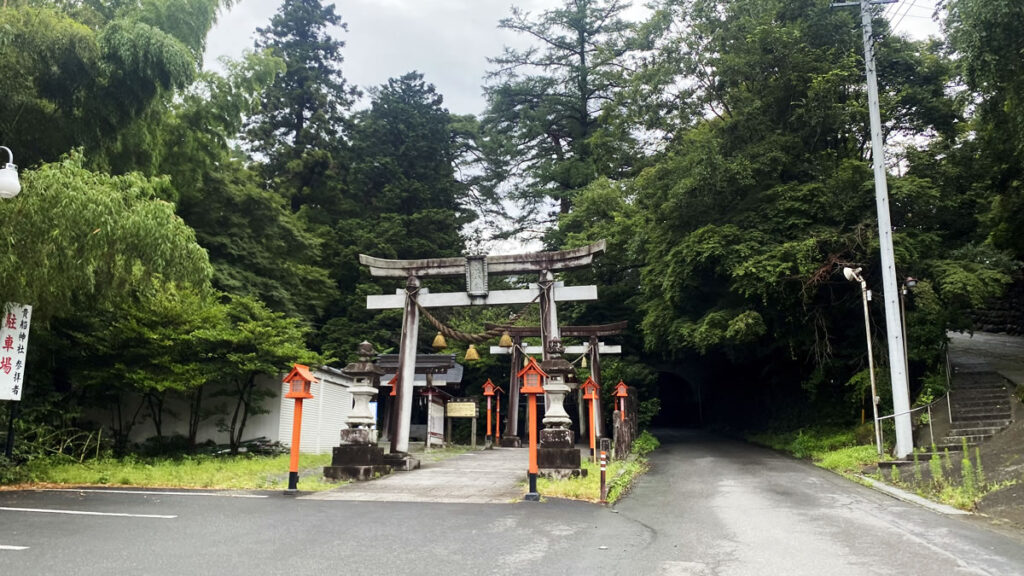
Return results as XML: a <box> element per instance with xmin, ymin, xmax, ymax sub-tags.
<box><xmin>0</xmin><ymin>506</ymin><xmax>176</xmax><ymax>519</ymax></box>
<box><xmin>0</xmin><ymin>545</ymin><xmax>29</xmax><ymax>550</ymax></box>
<box><xmin>38</xmin><ymin>488</ymin><xmax>268</xmax><ymax>498</ymax></box>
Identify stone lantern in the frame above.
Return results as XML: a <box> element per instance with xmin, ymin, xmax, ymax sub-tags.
<box><xmin>540</xmin><ymin>338</ymin><xmax>573</xmax><ymax>429</ymax></box>
<box><xmin>537</xmin><ymin>338</ymin><xmax>583</xmax><ymax>478</ymax></box>
<box><xmin>323</xmin><ymin>342</ymin><xmax>392</xmax><ymax>482</ymax></box>
<box><xmin>343</xmin><ymin>341</ymin><xmax>384</xmax><ymax>432</ymax></box>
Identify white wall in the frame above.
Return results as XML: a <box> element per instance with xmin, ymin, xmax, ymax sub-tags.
<box><xmin>87</xmin><ymin>369</ymin><xmax>352</xmax><ymax>452</ymax></box>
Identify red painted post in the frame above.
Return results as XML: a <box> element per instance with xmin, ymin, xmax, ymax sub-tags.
<box><xmin>289</xmin><ymin>398</ymin><xmax>304</xmax><ymax>488</ymax></box>
<box><xmin>282</xmin><ymin>364</ymin><xmax>316</xmax><ymax>493</ymax></box>
<box><xmin>589</xmin><ymin>399</ymin><xmax>596</xmax><ymax>458</ymax></box>
<box><xmin>494</xmin><ymin>386</ymin><xmax>504</xmax><ymax>442</ymax></box>
<box><xmin>528</xmin><ymin>395</ymin><xmax>538</xmax><ymax>478</ymax></box>
<box><xmin>518</xmin><ymin>358</ymin><xmax>546</xmax><ymax>501</ymax></box>
<box><xmin>581</xmin><ymin>377</ymin><xmax>599</xmax><ymax>461</ymax></box>
<box><xmin>483</xmin><ymin>379</ymin><xmax>495</xmax><ymax>447</ymax></box>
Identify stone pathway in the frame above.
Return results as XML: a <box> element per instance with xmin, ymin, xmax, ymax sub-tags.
<box><xmin>302</xmin><ymin>447</ymin><xmax>528</xmax><ymax>504</ymax></box>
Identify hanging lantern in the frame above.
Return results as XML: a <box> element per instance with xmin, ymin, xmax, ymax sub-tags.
<box><xmin>498</xmin><ymin>330</ymin><xmax>514</xmax><ymax>348</ymax></box>
<box><xmin>432</xmin><ymin>331</ymin><xmax>447</xmax><ymax>349</ymax></box>
<box><xmin>464</xmin><ymin>344</ymin><xmax>480</xmax><ymax>362</ymax></box>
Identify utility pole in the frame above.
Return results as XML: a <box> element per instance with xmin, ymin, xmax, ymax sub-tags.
<box><xmin>833</xmin><ymin>0</ymin><xmax>913</xmax><ymax>457</ymax></box>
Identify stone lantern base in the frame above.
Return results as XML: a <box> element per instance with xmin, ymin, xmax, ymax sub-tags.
<box><xmin>499</xmin><ymin>437</ymin><xmax>522</xmax><ymax>448</ymax></box>
<box><xmin>323</xmin><ymin>428</ymin><xmax>392</xmax><ymax>481</ymax></box>
<box><xmin>537</xmin><ymin>428</ymin><xmax>586</xmax><ymax>479</ymax></box>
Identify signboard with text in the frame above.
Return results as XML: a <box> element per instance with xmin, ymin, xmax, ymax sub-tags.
<box><xmin>0</xmin><ymin>303</ymin><xmax>31</xmax><ymax>401</ymax></box>
<box><xmin>446</xmin><ymin>399</ymin><xmax>478</xmax><ymax>418</ymax></box>
<box><xmin>428</xmin><ymin>399</ymin><xmax>445</xmax><ymax>446</ymax></box>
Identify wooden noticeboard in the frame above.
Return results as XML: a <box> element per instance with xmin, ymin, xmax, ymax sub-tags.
<box><xmin>446</xmin><ymin>399</ymin><xmax>478</xmax><ymax>418</ymax></box>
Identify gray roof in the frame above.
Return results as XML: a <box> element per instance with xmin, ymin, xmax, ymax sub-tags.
<box><xmin>381</xmin><ymin>362</ymin><xmax>464</xmax><ymax>386</ymax></box>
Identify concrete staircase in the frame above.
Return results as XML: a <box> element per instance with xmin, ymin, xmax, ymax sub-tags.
<box><xmin>935</xmin><ymin>371</ymin><xmax>1013</xmax><ymax>450</ymax></box>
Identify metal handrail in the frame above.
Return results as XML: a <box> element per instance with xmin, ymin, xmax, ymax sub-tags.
<box><xmin>876</xmin><ymin>348</ymin><xmax>956</xmax><ymax>449</ymax></box>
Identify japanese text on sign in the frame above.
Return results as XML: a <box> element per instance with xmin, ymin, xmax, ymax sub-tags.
<box><xmin>0</xmin><ymin>303</ymin><xmax>31</xmax><ymax>401</ymax></box>
<box><xmin>446</xmin><ymin>400</ymin><xmax>478</xmax><ymax>418</ymax></box>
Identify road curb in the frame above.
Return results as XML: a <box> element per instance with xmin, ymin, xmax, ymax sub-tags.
<box><xmin>855</xmin><ymin>474</ymin><xmax>970</xmax><ymax>515</ymax></box>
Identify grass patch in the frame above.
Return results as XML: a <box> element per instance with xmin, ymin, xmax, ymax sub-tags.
<box><xmin>747</xmin><ymin>428</ymin><xmax>859</xmax><ymax>460</ymax></box>
<box><xmin>748</xmin><ymin>427</ymin><xmax>1014</xmax><ymax>511</ymax></box>
<box><xmin>535</xmin><ymin>431</ymin><xmax>659</xmax><ymax>504</ymax></box>
<box><xmin>5</xmin><ymin>453</ymin><xmax>341</xmax><ymax>492</ymax></box>
<box><xmin>871</xmin><ymin>441</ymin><xmax>1017</xmax><ymax>511</ymax></box>
<box><xmin>536</xmin><ymin>457</ymin><xmax>649</xmax><ymax>503</ymax></box>
<box><xmin>816</xmin><ymin>445</ymin><xmax>882</xmax><ymax>474</ymax></box>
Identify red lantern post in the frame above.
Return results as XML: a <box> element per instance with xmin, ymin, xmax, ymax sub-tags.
<box><xmin>518</xmin><ymin>357</ymin><xmax>547</xmax><ymax>501</ymax></box>
<box><xmin>483</xmin><ymin>379</ymin><xmax>496</xmax><ymax>447</ymax></box>
<box><xmin>581</xmin><ymin>376</ymin><xmax>599</xmax><ymax>460</ymax></box>
<box><xmin>493</xmin><ymin>385</ymin><xmax>504</xmax><ymax>442</ymax></box>
<box><xmin>614</xmin><ymin>380</ymin><xmax>629</xmax><ymax>421</ymax></box>
<box><xmin>282</xmin><ymin>364</ymin><xmax>317</xmax><ymax>493</ymax></box>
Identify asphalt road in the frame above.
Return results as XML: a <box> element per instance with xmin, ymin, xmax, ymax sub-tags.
<box><xmin>3</xmin><ymin>431</ymin><xmax>1024</xmax><ymax>575</ymax></box>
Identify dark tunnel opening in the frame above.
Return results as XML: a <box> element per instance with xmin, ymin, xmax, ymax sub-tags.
<box><xmin>651</xmin><ymin>371</ymin><xmax>703</xmax><ymax>428</ymax></box>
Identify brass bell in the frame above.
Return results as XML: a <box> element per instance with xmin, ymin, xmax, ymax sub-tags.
<box><xmin>432</xmin><ymin>331</ymin><xmax>447</xmax><ymax>349</ymax></box>
<box><xmin>498</xmin><ymin>330</ymin><xmax>514</xmax><ymax>348</ymax></box>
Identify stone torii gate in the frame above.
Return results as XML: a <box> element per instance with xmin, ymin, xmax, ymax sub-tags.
<box><xmin>486</xmin><ymin>321</ymin><xmax>625</xmax><ymax>444</ymax></box>
<box><xmin>359</xmin><ymin>240</ymin><xmax>606</xmax><ymax>465</ymax></box>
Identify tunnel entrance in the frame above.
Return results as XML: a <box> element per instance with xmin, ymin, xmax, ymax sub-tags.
<box><xmin>651</xmin><ymin>371</ymin><xmax>702</xmax><ymax>428</ymax></box>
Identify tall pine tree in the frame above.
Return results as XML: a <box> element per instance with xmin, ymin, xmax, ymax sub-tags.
<box><xmin>244</xmin><ymin>0</ymin><xmax>358</xmax><ymax>218</ymax></box>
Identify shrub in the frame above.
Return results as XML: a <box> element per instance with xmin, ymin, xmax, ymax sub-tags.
<box><xmin>632</xmin><ymin>430</ymin><xmax>660</xmax><ymax>457</ymax></box>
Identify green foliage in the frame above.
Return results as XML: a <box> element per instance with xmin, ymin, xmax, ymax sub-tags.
<box><xmin>535</xmin><ymin>454</ymin><xmax>650</xmax><ymax>504</ymax></box>
<box><xmin>0</xmin><ymin>0</ymin><xmax>229</xmax><ymax>165</ymax></box>
<box><xmin>632</xmin><ymin>430</ymin><xmax>660</xmax><ymax>457</ymax></box>
<box><xmin>929</xmin><ymin>446</ymin><xmax>944</xmax><ymax>487</ymax></box>
<box><xmin>4</xmin><ymin>452</ymin><xmax>338</xmax><ymax>490</ymax></box>
<box><xmin>480</xmin><ymin>0</ymin><xmax>638</xmax><ymax>234</ymax></box>
<box><xmin>0</xmin><ymin>154</ymin><xmax>212</xmax><ymax>321</ymax></box>
<box><xmin>244</xmin><ymin>0</ymin><xmax>358</xmax><ymax>216</ymax></box>
<box><xmin>747</xmin><ymin>427</ymin><xmax>859</xmax><ymax>460</ymax></box>
<box><xmin>816</xmin><ymin>445</ymin><xmax>880</xmax><ymax>474</ymax></box>
<box><xmin>200</xmin><ymin>294</ymin><xmax>324</xmax><ymax>453</ymax></box>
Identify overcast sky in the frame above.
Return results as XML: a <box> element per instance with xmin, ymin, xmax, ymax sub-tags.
<box><xmin>204</xmin><ymin>0</ymin><xmax>944</xmax><ymax>118</ymax></box>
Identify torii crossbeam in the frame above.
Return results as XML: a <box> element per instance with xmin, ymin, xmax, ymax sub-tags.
<box><xmin>359</xmin><ymin>241</ymin><xmax>606</xmax><ymax>456</ymax></box>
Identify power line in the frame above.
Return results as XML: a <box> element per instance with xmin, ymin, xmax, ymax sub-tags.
<box><xmin>890</xmin><ymin>0</ymin><xmax>921</xmax><ymax>31</ymax></box>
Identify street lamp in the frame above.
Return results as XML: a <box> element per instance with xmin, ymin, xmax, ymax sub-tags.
<box><xmin>844</xmin><ymin>266</ymin><xmax>883</xmax><ymax>457</ymax></box>
<box><xmin>0</xmin><ymin>146</ymin><xmax>21</xmax><ymax>198</ymax></box>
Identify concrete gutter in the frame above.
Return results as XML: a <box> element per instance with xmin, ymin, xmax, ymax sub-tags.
<box><xmin>856</xmin><ymin>474</ymin><xmax>970</xmax><ymax>515</ymax></box>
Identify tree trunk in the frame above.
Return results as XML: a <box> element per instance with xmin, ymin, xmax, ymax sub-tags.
<box><xmin>229</xmin><ymin>377</ymin><xmax>256</xmax><ymax>454</ymax></box>
<box><xmin>146</xmin><ymin>392</ymin><xmax>164</xmax><ymax>439</ymax></box>
<box><xmin>187</xmin><ymin>386</ymin><xmax>204</xmax><ymax>452</ymax></box>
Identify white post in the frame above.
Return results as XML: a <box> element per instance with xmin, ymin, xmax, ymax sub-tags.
<box><xmin>860</xmin><ymin>0</ymin><xmax>912</xmax><ymax>457</ymax></box>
